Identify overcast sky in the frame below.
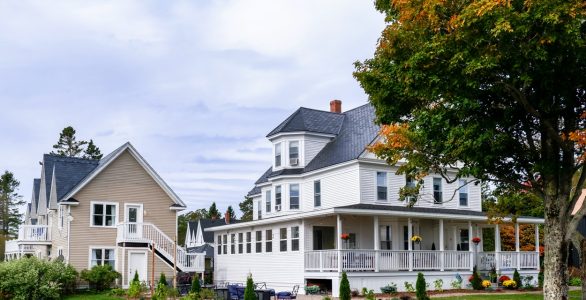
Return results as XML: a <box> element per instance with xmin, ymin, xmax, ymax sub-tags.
<box><xmin>0</xmin><ymin>1</ymin><xmax>385</xmax><ymax>216</ymax></box>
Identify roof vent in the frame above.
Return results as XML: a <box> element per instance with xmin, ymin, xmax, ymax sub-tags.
<box><xmin>330</xmin><ymin>100</ymin><xmax>342</xmax><ymax>113</ymax></box>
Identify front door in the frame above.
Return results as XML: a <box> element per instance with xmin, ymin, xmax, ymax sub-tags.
<box><xmin>128</xmin><ymin>251</ymin><xmax>147</xmax><ymax>285</ymax></box>
<box><xmin>125</xmin><ymin>205</ymin><xmax>143</xmax><ymax>239</ymax></box>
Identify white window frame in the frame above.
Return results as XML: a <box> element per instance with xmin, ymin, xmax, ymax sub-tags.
<box><xmin>275</xmin><ymin>186</ymin><xmax>282</xmax><ymax>211</ymax></box>
<box><xmin>459</xmin><ymin>179</ymin><xmax>469</xmax><ymax>207</ymax></box>
<box><xmin>433</xmin><ymin>177</ymin><xmax>443</xmax><ymax>204</ymax></box>
<box><xmin>275</xmin><ymin>143</ymin><xmax>282</xmax><ymax>168</ymax></box>
<box><xmin>265</xmin><ymin>190</ymin><xmax>272</xmax><ymax>213</ymax></box>
<box><xmin>58</xmin><ymin>205</ymin><xmax>65</xmax><ymax>229</ymax></box>
<box><xmin>90</xmin><ymin>201</ymin><xmax>119</xmax><ymax>228</ymax></box>
<box><xmin>288</xmin><ymin>140</ymin><xmax>300</xmax><ymax>166</ymax></box>
<box><xmin>314</xmin><ymin>180</ymin><xmax>321</xmax><ymax>207</ymax></box>
<box><xmin>255</xmin><ymin>230</ymin><xmax>263</xmax><ymax>253</ymax></box>
<box><xmin>376</xmin><ymin>172</ymin><xmax>388</xmax><ymax>201</ymax></box>
<box><xmin>291</xmin><ymin>226</ymin><xmax>300</xmax><ymax>251</ymax></box>
<box><xmin>88</xmin><ymin>246</ymin><xmax>117</xmax><ymax>269</ymax></box>
<box><xmin>280</xmin><ymin>227</ymin><xmax>288</xmax><ymax>252</ymax></box>
<box><xmin>246</xmin><ymin>232</ymin><xmax>252</xmax><ymax>253</ymax></box>
<box><xmin>290</xmin><ymin>184</ymin><xmax>300</xmax><ymax>210</ymax></box>
<box><xmin>238</xmin><ymin>232</ymin><xmax>244</xmax><ymax>254</ymax></box>
<box><xmin>265</xmin><ymin>229</ymin><xmax>273</xmax><ymax>253</ymax></box>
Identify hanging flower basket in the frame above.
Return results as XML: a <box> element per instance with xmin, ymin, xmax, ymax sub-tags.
<box><xmin>411</xmin><ymin>235</ymin><xmax>422</xmax><ymax>243</ymax></box>
<box><xmin>472</xmin><ymin>237</ymin><xmax>481</xmax><ymax>244</ymax></box>
<box><xmin>340</xmin><ymin>233</ymin><xmax>350</xmax><ymax>240</ymax></box>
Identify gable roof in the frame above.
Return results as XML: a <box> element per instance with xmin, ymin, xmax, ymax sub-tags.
<box><xmin>42</xmin><ymin>155</ymin><xmax>100</xmax><ymax>204</ymax></box>
<box><xmin>187</xmin><ymin>218</ymin><xmax>239</xmax><ymax>244</ymax></box>
<box><xmin>248</xmin><ymin>104</ymin><xmax>379</xmax><ymax>196</ymax></box>
<box><xmin>266</xmin><ymin>107</ymin><xmax>345</xmax><ymax>137</ymax></box>
<box><xmin>31</xmin><ymin>178</ymin><xmax>40</xmax><ymax>214</ymax></box>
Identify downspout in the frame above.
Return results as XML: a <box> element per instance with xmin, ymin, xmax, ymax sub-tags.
<box><xmin>67</xmin><ymin>206</ymin><xmax>71</xmax><ymax>264</ymax></box>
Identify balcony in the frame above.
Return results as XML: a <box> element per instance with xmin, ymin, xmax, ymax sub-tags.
<box><xmin>304</xmin><ymin>250</ymin><xmax>540</xmax><ymax>272</ymax></box>
<box><xmin>17</xmin><ymin>225</ymin><xmax>51</xmax><ymax>243</ymax></box>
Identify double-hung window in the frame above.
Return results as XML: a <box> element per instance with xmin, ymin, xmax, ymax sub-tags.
<box><xmin>405</xmin><ymin>176</ymin><xmax>416</xmax><ymax>203</ymax></box>
<box><xmin>246</xmin><ymin>232</ymin><xmax>252</xmax><ymax>253</ymax></box>
<box><xmin>289</xmin><ymin>141</ymin><xmax>299</xmax><ymax>166</ymax></box>
<box><xmin>376</xmin><ymin>172</ymin><xmax>388</xmax><ymax>201</ymax></box>
<box><xmin>255</xmin><ymin>231</ymin><xmax>262</xmax><ymax>253</ymax></box>
<box><xmin>291</xmin><ymin>226</ymin><xmax>300</xmax><ymax>251</ymax></box>
<box><xmin>275</xmin><ymin>186</ymin><xmax>282</xmax><ymax>211</ymax></box>
<box><xmin>265</xmin><ymin>230</ymin><xmax>273</xmax><ymax>252</ymax></box>
<box><xmin>275</xmin><ymin>143</ymin><xmax>282</xmax><ymax>167</ymax></box>
<box><xmin>459</xmin><ymin>179</ymin><xmax>468</xmax><ymax>206</ymax></box>
<box><xmin>280</xmin><ymin>228</ymin><xmax>288</xmax><ymax>252</ymax></box>
<box><xmin>90</xmin><ymin>248</ymin><xmax>115</xmax><ymax>267</ymax></box>
<box><xmin>433</xmin><ymin>178</ymin><xmax>443</xmax><ymax>204</ymax></box>
<box><xmin>314</xmin><ymin>180</ymin><xmax>321</xmax><ymax>207</ymax></box>
<box><xmin>91</xmin><ymin>203</ymin><xmax>117</xmax><ymax>227</ymax></box>
<box><xmin>257</xmin><ymin>201</ymin><xmax>262</xmax><ymax>220</ymax></box>
<box><xmin>222</xmin><ymin>234</ymin><xmax>227</xmax><ymax>254</ymax></box>
<box><xmin>238</xmin><ymin>233</ymin><xmax>243</xmax><ymax>254</ymax></box>
<box><xmin>58</xmin><ymin>205</ymin><xmax>65</xmax><ymax>229</ymax></box>
<box><xmin>290</xmin><ymin>184</ymin><xmax>300</xmax><ymax>209</ymax></box>
<box><xmin>217</xmin><ymin>235</ymin><xmax>222</xmax><ymax>255</ymax></box>
<box><xmin>380</xmin><ymin>225</ymin><xmax>392</xmax><ymax>250</ymax></box>
<box><xmin>231</xmin><ymin>234</ymin><xmax>236</xmax><ymax>254</ymax></box>
<box><xmin>265</xmin><ymin>191</ymin><xmax>272</xmax><ymax>213</ymax></box>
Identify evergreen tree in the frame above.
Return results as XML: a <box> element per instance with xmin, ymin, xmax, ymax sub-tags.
<box><xmin>191</xmin><ymin>274</ymin><xmax>201</xmax><ymax>294</ymax></box>
<box><xmin>207</xmin><ymin>202</ymin><xmax>221</xmax><ymax>219</ymax></box>
<box><xmin>0</xmin><ymin>171</ymin><xmax>24</xmax><ymax>238</ymax></box>
<box><xmin>415</xmin><ymin>273</ymin><xmax>429</xmax><ymax>300</ymax></box>
<box><xmin>513</xmin><ymin>269</ymin><xmax>521</xmax><ymax>289</ymax></box>
<box><xmin>158</xmin><ymin>273</ymin><xmax>167</xmax><ymax>286</ymax></box>
<box><xmin>83</xmin><ymin>139</ymin><xmax>103</xmax><ymax>160</ymax></box>
<box><xmin>470</xmin><ymin>266</ymin><xmax>483</xmax><ymax>290</ymax></box>
<box><xmin>339</xmin><ymin>272</ymin><xmax>351</xmax><ymax>300</ymax></box>
<box><xmin>244</xmin><ymin>274</ymin><xmax>255</xmax><ymax>300</ymax></box>
<box><xmin>226</xmin><ymin>206</ymin><xmax>237</xmax><ymax>221</ymax></box>
<box><xmin>239</xmin><ymin>196</ymin><xmax>253</xmax><ymax>221</ymax></box>
<box><xmin>51</xmin><ymin>126</ymin><xmax>87</xmax><ymax>157</ymax></box>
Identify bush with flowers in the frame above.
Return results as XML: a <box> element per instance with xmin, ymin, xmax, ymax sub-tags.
<box><xmin>498</xmin><ymin>275</ymin><xmax>511</xmax><ymax>284</ymax></box>
<box><xmin>503</xmin><ymin>279</ymin><xmax>517</xmax><ymax>289</ymax></box>
<box><xmin>481</xmin><ymin>280</ymin><xmax>491</xmax><ymax>288</ymax></box>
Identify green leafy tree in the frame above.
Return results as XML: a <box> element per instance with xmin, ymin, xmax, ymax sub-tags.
<box><xmin>354</xmin><ymin>1</ymin><xmax>585</xmax><ymax>299</ymax></box>
<box><xmin>207</xmin><ymin>202</ymin><xmax>221</xmax><ymax>220</ymax></box>
<box><xmin>339</xmin><ymin>272</ymin><xmax>351</xmax><ymax>300</ymax></box>
<box><xmin>415</xmin><ymin>273</ymin><xmax>429</xmax><ymax>300</ymax></box>
<box><xmin>51</xmin><ymin>126</ymin><xmax>87</xmax><ymax>157</ymax></box>
<box><xmin>83</xmin><ymin>139</ymin><xmax>103</xmax><ymax>160</ymax></box>
<box><xmin>0</xmin><ymin>171</ymin><xmax>24</xmax><ymax>259</ymax></box>
<box><xmin>178</xmin><ymin>208</ymin><xmax>209</xmax><ymax>246</ymax></box>
<box><xmin>244</xmin><ymin>274</ymin><xmax>255</xmax><ymax>300</ymax></box>
<box><xmin>239</xmin><ymin>196</ymin><xmax>253</xmax><ymax>221</ymax></box>
<box><xmin>191</xmin><ymin>274</ymin><xmax>201</xmax><ymax>294</ymax></box>
<box><xmin>226</xmin><ymin>206</ymin><xmax>237</xmax><ymax>221</ymax></box>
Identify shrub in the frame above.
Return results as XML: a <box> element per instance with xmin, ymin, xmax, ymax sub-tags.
<box><xmin>244</xmin><ymin>274</ymin><xmax>256</xmax><ymax>300</ymax></box>
<box><xmin>0</xmin><ymin>257</ymin><xmax>78</xmax><ymax>299</ymax></box>
<box><xmin>159</xmin><ymin>272</ymin><xmax>168</xmax><ymax>286</ymax></box>
<box><xmin>523</xmin><ymin>275</ymin><xmax>535</xmax><ymax>289</ymax></box>
<box><xmin>503</xmin><ymin>279</ymin><xmax>517</xmax><ymax>289</ymax></box>
<box><xmin>351</xmin><ymin>288</ymin><xmax>359</xmax><ymax>297</ymax></box>
<box><xmin>433</xmin><ymin>279</ymin><xmax>443</xmax><ymax>292</ymax></box>
<box><xmin>450</xmin><ymin>280</ymin><xmax>461</xmax><ymax>290</ymax></box>
<box><xmin>305</xmin><ymin>285</ymin><xmax>320</xmax><ymax>295</ymax></box>
<box><xmin>365</xmin><ymin>289</ymin><xmax>375</xmax><ymax>300</ymax></box>
<box><xmin>80</xmin><ymin>264</ymin><xmax>121</xmax><ymax>291</ymax></box>
<box><xmin>381</xmin><ymin>283</ymin><xmax>398</xmax><ymax>294</ymax></box>
<box><xmin>415</xmin><ymin>273</ymin><xmax>429</xmax><ymax>300</ymax></box>
<box><xmin>322</xmin><ymin>296</ymin><xmax>332</xmax><ymax>300</ymax></box>
<box><xmin>340</xmin><ymin>272</ymin><xmax>351</xmax><ymax>300</ymax></box>
<box><xmin>153</xmin><ymin>282</ymin><xmax>169</xmax><ymax>300</ymax></box>
<box><xmin>200</xmin><ymin>288</ymin><xmax>216</xmax><ymax>299</ymax></box>
<box><xmin>109</xmin><ymin>288</ymin><xmax>126</xmax><ymax>296</ymax></box>
<box><xmin>404</xmin><ymin>282</ymin><xmax>415</xmax><ymax>293</ymax></box>
<box><xmin>498</xmin><ymin>275</ymin><xmax>510</xmax><ymax>283</ymax></box>
<box><xmin>469</xmin><ymin>267</ymin><xmax>483</xmax><ymax>290</ymax></box>
<box><xmin>513</xmin><ymin>269</ymin><xmax>521</xmax><ymax>289</ymax></box>
<box><xmin>191</xmin><ymin>274</ymin><xmax>201</xmax><ymax>294</ymax></box>
<box><xmin>127</xmin><ymin>271</ymin><xmax>143</xmax><ymax>299</ymax></box>
<box><xmin>569</xmin><ymin>277</ymin><xmax>582</xmax><ymax>286</ymax></box>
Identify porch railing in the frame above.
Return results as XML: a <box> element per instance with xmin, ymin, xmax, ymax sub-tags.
<box><xmin>305</xmin><ymin>250</ymin><xmax>539</xmax><ymax>272</ymax></box>
<box><xmin>17</xmin><ymin>225</ymin><xmax>50</xmax><ymax>242</ymax></box>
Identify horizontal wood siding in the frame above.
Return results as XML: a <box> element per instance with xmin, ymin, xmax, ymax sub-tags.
<box><xmin>68</xmin><ymin>150</ymin><xmax>177</xmax><ymax>273</ymax></box>
<box><xmin>304</xmin><ymin>137</ymin><xmax>330</xmax><ymax>165</ymax></box>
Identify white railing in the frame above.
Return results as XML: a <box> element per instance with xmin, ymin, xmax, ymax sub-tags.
<box><xmin>17</xmin><ymin>225</ymin><xmax>50</xmax><ymax>242</ymax></box>
<box><xmin>117</xmin><ymin>222</ymin><xmax>204</xmax><ymax>272</ymax></box>
<box><xmin>304</xmin><ymin>250</ymin><xmax>537</xmax><ymax>272</ymax></box>
<box><xmin>5</xmin><ymin>240</ymin><xmax>20</xmax><ymax>254</ymax></box>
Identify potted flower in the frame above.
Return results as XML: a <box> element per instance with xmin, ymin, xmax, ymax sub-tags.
<box><xmin>411</xmin><ymin>235</ymin><xmax>422</xmax><ymax>244</ymax></box>
<box><xmin>472</xmin><ymin>237</ymin><xmax>481</xmax><ymax>245</ymax></box>
<box><xmin>341</xmin><ymin>233</ymin><xmax>350</xmax><ymax>240</ymax></box>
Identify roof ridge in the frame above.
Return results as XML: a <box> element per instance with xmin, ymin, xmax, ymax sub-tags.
<box><xmin>44</xmin><ymin>154</ymin><xmax>100</xmax><ymax>162</ymax></box>
<box><xmin>341</xmin><ymin>103</ymin><xmax>371</xmax><ymax>114</ymax></box>
<box><xmin>298</xmin><ymin>106</ymin><xmax>343</xmax><ymax>115</ymax></box>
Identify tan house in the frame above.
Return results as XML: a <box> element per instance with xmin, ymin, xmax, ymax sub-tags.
<box><xmin>5</xmin><ymin>142</ymin><xmax>204</xmax><ymax>287</ymax></box>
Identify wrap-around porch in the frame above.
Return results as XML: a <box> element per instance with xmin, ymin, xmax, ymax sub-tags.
<box><xmin>304</xmin><ymin>214</ymin><xmax>541</xmax><ymax>273</ymax></box>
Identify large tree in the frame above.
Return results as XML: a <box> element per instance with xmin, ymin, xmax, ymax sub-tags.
<box><xmin>0</xmin><ymin>171</ymin><xmax>24</xmax><ymax>260</ymax></box>
<box><xmin>83</xmin><ymin>139</ymin><xmax>103</xmax><ymax>160</ymax></box>
<box><xmin>239</xmin><ymin>196</ymin><xmax>253</xmax><ymax>222</ymax></box>
<box><xmin>177</xmin><ymin>208</ymin><xmax>209</xmax><ymax>246</ymax></box>
<box><xmin>225</xmin><ymin>206</ymin><xmax>237</xmax><ymax>221</ymax></box>
<box><xmin>207</xmin><ymin>202</ymin><xmax>221</xmax><ymax>220</ymax></box>
<box><xmin>354</xmin><ymin>0</ymin><xmax>585</xmax><ymax>299</ymax></box>
<box><xmin>51</xmin><ymin>126</ymin><xmax>87</xmax><ymax>157</ymax></box>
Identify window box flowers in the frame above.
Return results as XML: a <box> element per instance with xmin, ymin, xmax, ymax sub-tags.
<box><xmin>340</xmin><ymin>233</ymin><xmax>350</xmax><ymax>240</ymax></box>
<box><xmin>411</xmin><ymin>235</ymin><xmax>422</xmax><ymax>243</ymax></box>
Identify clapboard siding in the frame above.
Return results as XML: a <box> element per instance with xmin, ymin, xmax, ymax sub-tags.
<box><xmin>304</xmin><ymin>137</ymin><xmax>330</xmax><ymax>165</ymax></box>
<box><xmin>68</xmin><ymin>150</ymin><xmax>177</xmax><ymax>272</ymax></box>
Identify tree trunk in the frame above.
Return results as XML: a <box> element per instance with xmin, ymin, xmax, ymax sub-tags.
<box><xmin>581</xmin><ymin>239</ymin><xmax>586</xmax><ymax>300</ymax></box>
<box><xmin>543</xmin><ymin>207</ymin><xmax>569</xmax><ymax>300</ymax></box>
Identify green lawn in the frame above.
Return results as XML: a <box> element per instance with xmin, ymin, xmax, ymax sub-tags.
<box><xmin>434</xmin><ymin>289</ymin><xmax>580</xmax><ymax>299</ymax></box>
<box><xmin>62</xmin><ymin>291</ymin><xmax>121</xmax><ymax>300</ymax></box>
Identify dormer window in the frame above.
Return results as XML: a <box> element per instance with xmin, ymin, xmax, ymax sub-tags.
<box><xmin>289</xmin><ymin>141</ymin><xmax>299</xmax><ymax>166</ymax></box>
<box><xmin>275</xmin><ymin>143</ymin><xmax>282</xmax><ymax>167</ymax></box>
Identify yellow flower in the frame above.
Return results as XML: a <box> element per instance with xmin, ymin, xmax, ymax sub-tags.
<box><xmin>411</xmin><ymin>235</ymin><xmax>422</xmax><ymax>242</ymax></box>
<box><xmin>503</xmin><ymin>280</ymin><xmax>517</xmax><ymax>289</ymax></box>
<box><xmin>482</xmin><ymin>280</ymin><xmax>491</xmax><ymax>288</ymax></box>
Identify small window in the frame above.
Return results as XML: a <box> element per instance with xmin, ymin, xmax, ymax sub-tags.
<box><xmin>280</xmin><ymin>228</ymin><xmax>288</xmax><ymax>252</ymax></box>
<box><xmin>380</xmin><ymin>225</ymin><xmax>392</xmax><ymax>250</ymax></box>
<box><xmin>257</xmin><ymin>201</ymin><xmax>262</xmax><ymax>220</ymax></box>
<box><xmin>377</xmin><ymin>172</ymin><xmax>388</xmax><ymax>201</ymax></box>
<box><xmin>223</xmin><ymin>234</ymin><xmax>227</xmax><ymax>254</ymax></box>
<box><xmin>246</xmin><ymin>232</ymin><xmax>252</xmax><ymax>253</ymax></box>
<box><xmin>290</xmin><ymin>184</ymin><xmax>300</xmax><ymax>209</ymax></box>
<box><xmin>217</xmin><ymin>235</ymin><xmax>222</xmax><ymax>255</ymax></box>
<box><xmin>238</xmin><ymin>233</ymin><xmax>243</xmax><ymax>254</ymax></box>
<box><xmin>275</xmin><ymin>186</ymin><xmax>282</xmax><ymax>210</ymax></box>
<box><xmin>459</xmin><ymin>180</ymin><xmax>468</xmax><ymax>206</ymax></box>
<box><xmin>58</xmin><ymin>205</ymin><xmax>65</xmax><ymax>229</ymax></box>
<box><xmin>92</xmin><ymin>203</ymin><xmax>117</xmax><ymax>227</ymax></box>
<box><xmin>275</xmin><ymin>143</ymin><xmax>282</xmax><ymax>167</ymax></box>
<box><xmin>231</xmin><ymin>234</ymin><xmax>236</xmax><ymax>254</ymax></box>
<box><xmin>266</xmin><ymin>230</ymin><xmax>273</xmax><ymax>253</ymax></box>
<box><xmin>255</xmin><ymin>231</ymin><xmax>262</xmax><ymax>253</ymax></box>
<box><xmin>291</xmin><ymin>226</ymin><xmax>300</xmax><ymax>251</ymax></box>
<box><xmin>90</xmin><ymin>248</ymin><xmax>115</xmax><ymax>267</ymax></box>
<box><xmin>289</xmin><ymin>141</ymin><xmax>299</xmax><ymax>166</ymax></box>
<box><xmin>433</xmin><ymin>178</ymin><xmax>443</xmax><ymax>204</ymax></box>
<box><xmin>314</xmin><ymin>180</ymin><xmax>321</xmax><ymax>207</ymax></box>
<box><xmin>58</xmin><ymin>248</ymin><xmax>64</xmax><ymax>257</ymax></box>
<box><xmin>265</xmin><ymin>191</ymin><xmax>272</xmax><ymax>213</ymax></box>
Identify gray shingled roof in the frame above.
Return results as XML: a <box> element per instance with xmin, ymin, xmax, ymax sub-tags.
<box><xmin>42</xmin><ymin>154</ymin><xmax>100</xmax><ymax>205</ymax></box>
<box><xmin>248</xmin><ymin>104</ymin><xmax>379</xmax><ymax>196</ymax></box>
<box><xmin>266</xmin><ymin>107</ymin><xmax>345</xmax><ymax>137</ymax></box>
<box><xmin>187</xmin><ymin>218</ymin><xmax>240</xmax><ymax>244</ymax></box>
<box><xmin>32</xmin><ymin>178</ymin><xmax>40</xmax><ymax>211</ymax></box>
<box><xmin>187</xmin><ymin>243</ymin><xmax>214</xmax><ymax>257</ymax></box>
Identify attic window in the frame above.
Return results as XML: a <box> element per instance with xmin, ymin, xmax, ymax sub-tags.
<box><xmin>289</xmin><ymin>141</ymin><xmax>299</xmax><ymax>166</ymax></box>
<box><xmin>275</xmin><ymin>143</ymin><xmax>282</xmax><ymax>167</ymax></box>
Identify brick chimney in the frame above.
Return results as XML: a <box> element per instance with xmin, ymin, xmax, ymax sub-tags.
<box><xmin>224</xmin><ymin>212</ymin><xmax>230</xmax><ymax>224</ymax></box>
<box><xmin>330</xmin><ymin>100</ymin><xmax>342</xmax><ymax>113</ymax></box>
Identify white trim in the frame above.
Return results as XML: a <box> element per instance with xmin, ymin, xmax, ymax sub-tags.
<box><xmin>268</xmin><ymin>131</ymin><xmax>337</xmax><ymax>140</ymax></box>
<box><xmin>58</xmin><ymin>205</ymin><xmax>65</xmax><ymax>230</ymax></box>
<box><xmin>375</xmin><ymin>171</ymin><xmax>389</xmax><ymax>202</ymax></box>
<box><xmin>67</xmin><ymin>206</ymin><xmax>71</xmax><ymax>263</ymax></box>
<box><xmin>289</xmin><ymin>183</ymin><xmax>300</xmax><ymax>210</ymax></box>
<box><xmin>457</xmin><ymin>179</ymin><xmax>469</xmax><ymax>208</ymax></box>
<box><xmin>88</xmin><ymin>246</ymin><xmax>118</xmax><ymax>270</ymax></box>
<box><xmin>60</xmin><ymin>142</ymin><xmax>186</xmax><ymax>207</ymax></box>
<box><xmin>89</xmin><ymin>201</ymin><xmax>119</xmax><ymax>228</ymax></box>
<box><xmin>127</xmin><ymin>250</ymin><xmax>148</xmax><ymax>284</ymax></box>
<box><xmin>124</xmin><ymin>203</ymin><xmax>144</xmax><ymax>223</ymax></box>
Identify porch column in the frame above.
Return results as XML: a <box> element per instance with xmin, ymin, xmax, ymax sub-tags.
<box><xmin>374</xmin><ymin>216</ymin><xmax>380</xmax><ymax>272</ymax></box>
<box><xmin>535</xmin><ymin>224</ymin><xmax>540</xmax><ymax>270</ymax></box>
<box><xmin>515</xmin><ymin>222</ymin><xmax>520</xmax><ymax>270</ymax></box>
<box><xmin>337</xmin><ymin>214</ymin><xmax>342</xmax><ymax>273</ymax></box>
<box><xmin>408</xmin><ymin>217</ymin><xmax>413</xmax><ymax>271</ymax></box>
<box><xmin>495</xmin><ymin>223</ymin><xmax>501</xmax><ymax>272</ymax></box>
<box><xmin>468</xmin><ymin>221</ymin><xmax>474</xmax><ymax>271</ymax></box>
<box><xmin>439</xmin><ymin>219</ymin><xmax>444</xmax><ymax>271</ymax></box>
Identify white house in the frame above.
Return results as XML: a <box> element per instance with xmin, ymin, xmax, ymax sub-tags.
<box><xmin>208</xmin><ymin>100</ymin><xmax>543</xmax><ymax>296</ymax></box>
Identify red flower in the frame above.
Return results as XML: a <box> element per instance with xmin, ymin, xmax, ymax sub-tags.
<box><xmin>472</xmin><ymin>237</ymin><xmax>481</xmax><ymax>244</ymax></box>
<box><xmin>341</xmin><ymin>233</ymin><xmax>350</xmax><ymax>240</ymax></box>
<box><xmin>498</xmin><ymin>275</ymin><xmax>510</xmax><ymax>283</ymax></box>
<box><xmin>468</xmin><ymin>275</ymin><xmax>474</xmax><ymax>282</ymax></box>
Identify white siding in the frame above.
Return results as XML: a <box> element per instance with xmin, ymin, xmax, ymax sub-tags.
<box><xmin>304</xmin><ymin>137</ymin><xmax>330</xmax><ymax>165</ymax></box>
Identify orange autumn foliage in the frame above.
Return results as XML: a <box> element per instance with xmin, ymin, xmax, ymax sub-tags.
<box><xmin>569</xmin><ymin>112</ymin><xmax>586</xmax><ymax>163</ymax></box>
<box><xmin>498</xmin><ymin>224</ymin><xmax>542</xmax><ymax>251</ymax></box>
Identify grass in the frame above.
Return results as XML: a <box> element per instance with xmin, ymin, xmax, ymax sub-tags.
<box><xmin>434</xmin><ymin>289</ymin><xmax>581</xmax><ymax>299</ymax></box>
<box><xmin>62</xmin><ymin>291</ymin><xmax>122</xmax><ymax>300</ymax></box>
